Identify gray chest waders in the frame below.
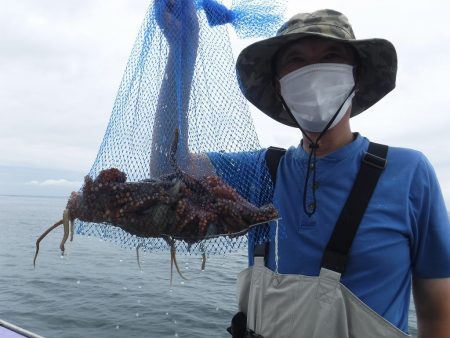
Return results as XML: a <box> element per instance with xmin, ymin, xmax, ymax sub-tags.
<box><xmin>228</xmin><ymin>143</ymin><xmax>410</xmax><ymax>338</ymax></box>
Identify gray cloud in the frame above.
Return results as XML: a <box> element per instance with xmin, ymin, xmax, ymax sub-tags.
<box><xmin>0</xmin><ymin>0</ymin><xmax>148</xmax><ymax>172</ymax></box>
<box><xmin>0</xmin><ymin>0</ymin><xmax>449</xmax><ymax>204</ymax></box>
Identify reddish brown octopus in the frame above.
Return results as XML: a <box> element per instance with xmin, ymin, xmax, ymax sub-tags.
<box><xmin>33</xmin><ymin>129</ymin><xmax>278</xmax><ymax>279</ymax></box>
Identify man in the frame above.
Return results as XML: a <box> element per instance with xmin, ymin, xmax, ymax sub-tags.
<box><xmin>154</xmin><ymin>4</ymin><xmax>450</xmax><ymax>336</ymax></box>
<box><xmin>225</xmin><ymin>9</ymin><xmax>450</xmax><ymax>338</ymax></box>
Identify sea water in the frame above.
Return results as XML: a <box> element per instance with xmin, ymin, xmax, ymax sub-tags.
<box><xmin>0</xmin><ymin>195</ymin><xmax>417</xmax><ymax>337</ymax></box>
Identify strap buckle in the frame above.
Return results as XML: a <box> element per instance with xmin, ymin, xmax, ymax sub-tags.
<box><xmin>362</xmin><ymin>152</ymin><xmax>387</xmax><ymax>170</ymax></box>
<box><xmin>254</xmin><ymin>243</ymin><xmax>266</xmax><ymax>257</ymax></box>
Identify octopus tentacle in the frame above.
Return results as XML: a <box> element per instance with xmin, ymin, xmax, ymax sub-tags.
<box><xmin>164</xmin><ymin>236</ymin><xmax>188</xmax><ymax>285</ymax></box>
<box><xmin>60</xmin><ymin>209</ymin><xmax>70</xmax><ymax>254</ymax></box>
<box><xmin>34</xmin><ymin>219</ymin><xmax>64</xmax><ymax>267</ymax></box>
<box><xmin>136</xmin><ymin>242</ymin><xmax>143</xmax><ymax>272</ymax></box>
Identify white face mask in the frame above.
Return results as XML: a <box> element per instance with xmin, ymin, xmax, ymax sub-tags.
<box><xmin>279</xmin><ymin>63</ymin><xmax>355</xmax><ymax>133</ymax></box>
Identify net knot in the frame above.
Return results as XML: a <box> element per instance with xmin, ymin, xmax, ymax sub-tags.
<box><xmin>201</xmin><ymin>0</ymin><xmax>234</xmax><ymax>26</ymax></box>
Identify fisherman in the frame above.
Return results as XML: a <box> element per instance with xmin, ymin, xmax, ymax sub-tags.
<box><xmin>226</xmin><ymin>9</ymin><xmax>450</xmax><ymax>338</ymax></box>
<box><xmin>155</xmin><ymin>4</ymin><xmax>450</xmax><ymax>337</ymax></box>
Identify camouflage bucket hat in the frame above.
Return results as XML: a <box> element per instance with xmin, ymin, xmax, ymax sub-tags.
<box><xmin>236</xmin><ymin>9</ymin><xmax>398</xmax><ymax>127</ymax></box>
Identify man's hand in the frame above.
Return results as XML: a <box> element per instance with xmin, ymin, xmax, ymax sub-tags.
<box><xmin>413</xmin><ymin>277</ymin><xmax>450</xmax><ymax>338</ymax></box>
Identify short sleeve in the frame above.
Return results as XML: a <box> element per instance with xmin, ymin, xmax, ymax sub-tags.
<box><xmin>410</xmin><ymin>154</ymin><xmax>450</xmax><ymax>278</ymax></box>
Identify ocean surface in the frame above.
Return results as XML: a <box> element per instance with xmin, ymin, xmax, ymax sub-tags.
<box><xmin>0</xmin><ymin>195</ymin><xmax>417</xmax><ymax>338</ymax></box>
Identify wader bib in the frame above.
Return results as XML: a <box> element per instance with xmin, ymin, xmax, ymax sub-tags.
<box><xmin>235</xmin><ymin>143</ymin><xmax>410</xmax><ymax>338</ymax></box>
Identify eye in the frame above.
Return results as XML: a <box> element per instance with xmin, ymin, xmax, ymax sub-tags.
<box><xmin>277</xmin><ymin>56</ymin><xmax>308</xmax><ymax>78</ymax></box>
<box><xmin>323</xmin><ymin>53</ymin><xmax>346</xmax><ymax>62</ymax></box>
<box><xmin>284</xmin><ymin>56</ymin><xmax>305</xmax><ymax>65</ymax></box>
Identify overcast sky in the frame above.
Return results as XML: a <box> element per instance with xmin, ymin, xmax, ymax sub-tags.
<box><xmin>0</xmin><ymin>0</ymin><xmax>449</xmax><ymax>205</ymax></box>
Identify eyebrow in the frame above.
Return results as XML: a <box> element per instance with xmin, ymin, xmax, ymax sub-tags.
<box><xmin>282</xmin><ymin>43</ymin><xmax>350</xmax><ymax>60</ymax></box>
<box><xmin>324</xmin><ymin>45</ymin><xmax>351</xmax><ymax>56</ymax></box>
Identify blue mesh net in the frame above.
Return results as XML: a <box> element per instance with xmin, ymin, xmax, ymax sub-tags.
<box><xmin>74</xmin><ymin>0</ymin><xmax>286</xmax><ymax>256</ymax></box>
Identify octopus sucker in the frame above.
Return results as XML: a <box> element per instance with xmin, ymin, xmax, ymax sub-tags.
<box><xmin>34</xmin><ymin>129</ymin><xmax>279</xmax><ymax>281</ymax></box>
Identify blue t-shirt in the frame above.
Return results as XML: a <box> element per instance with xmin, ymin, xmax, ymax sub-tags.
<box><xmin>209</xmin><ymin>134</ymin><xmax>450</xmax><ymax>333</ymax></box>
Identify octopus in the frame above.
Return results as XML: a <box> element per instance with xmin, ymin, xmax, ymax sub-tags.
<box><xmin>34</xmin><ymin>129</ymin><xmax>278</xmax><ymax>281</ymax></box>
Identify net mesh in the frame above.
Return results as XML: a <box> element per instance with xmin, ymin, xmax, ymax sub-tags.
<box><xmin>75</xmin><ymin>0</ymin><xmax>285</xmax><ymax>255</ymax></box>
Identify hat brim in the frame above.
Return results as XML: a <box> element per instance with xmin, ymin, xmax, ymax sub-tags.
<box><xmin>236</xmin><ymin>31</ymin><xmax>398</xmax><ymax>127</ymax></box>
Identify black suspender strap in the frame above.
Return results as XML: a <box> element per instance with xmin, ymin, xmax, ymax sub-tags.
<box><xmin>265</xmin><ymin>146</ymin><xmax>286</xmax><ymax>185</ymax></box>
<box><xmin>321</xmin><ymin>142</ymin><xmax>388</xmax><ymax>273</ymax></box>
<box><xmin>254</xmin><ymin>147</ymin><xmax>286</xmax><ymax>260</ymax></box>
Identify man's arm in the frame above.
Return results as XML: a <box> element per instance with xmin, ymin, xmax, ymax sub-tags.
<box><xmin>150</xmin><ymin>0</ymin><xmax>201</xmax><ymax>178</ymax></box>
<box><xmin>413</xmin><ymin>277</ymin><xmax>450</xmax><ymax>338</ymax></box>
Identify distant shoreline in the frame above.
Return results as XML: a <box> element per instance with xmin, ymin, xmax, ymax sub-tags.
<box><xmin>0</xmin><ymin>194</ymin><xmax>67</xmax><ymax>199</ymax></box>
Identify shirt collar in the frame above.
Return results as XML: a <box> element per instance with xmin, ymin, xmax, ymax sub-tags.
<box><xmin>294</xmin><ymin>133</ymin><xmax>367</xmax><ymax>162</ymax></box>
